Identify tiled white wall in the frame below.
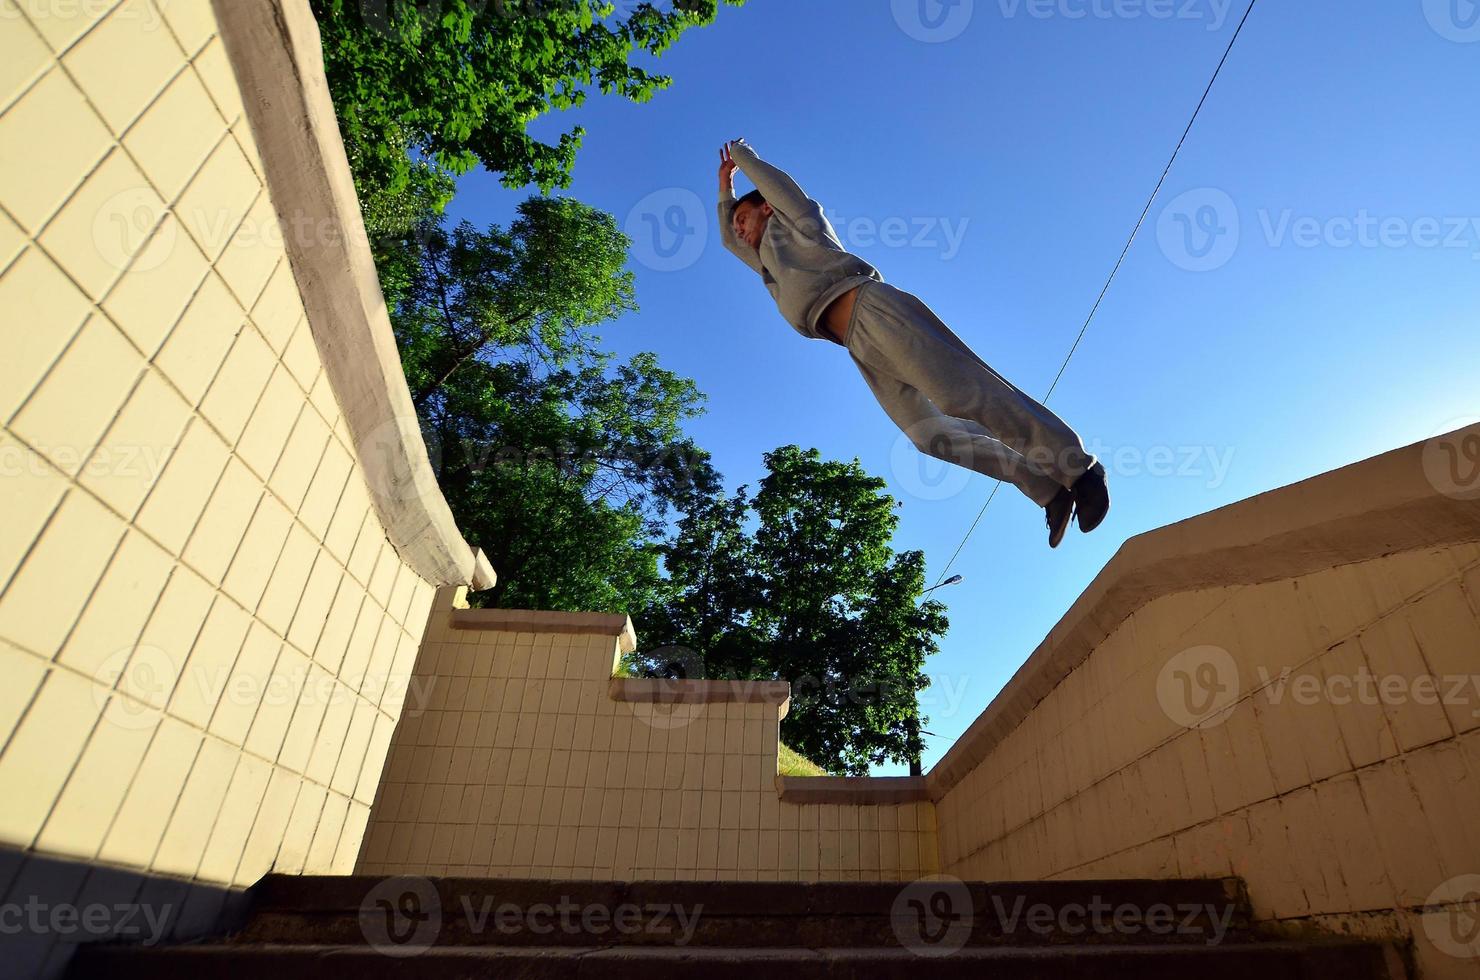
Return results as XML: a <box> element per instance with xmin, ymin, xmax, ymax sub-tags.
<box><xmin>360</xmin><ymin>588</ymin><xmax>940</xmax><ymax>881</ymax></box>
<box><xmin>0</xmin><ymin>0</ymin><xmax>438</xmax><ymax>903</ymax></box>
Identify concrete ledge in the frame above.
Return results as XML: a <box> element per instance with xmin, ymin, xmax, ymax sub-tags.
<box><xmin>609</xmin><ymin>677</ymin><xmax>792</xmax><ymax>709</ymax></box>
<box><xmin>774</xmin><ymin>775</ymin><xmax>929</xmax><ymax>805</ymax></box>
<box><xmin>451</xmin><ymin>608</ymin><xmax>638</xmax><ymax>653</ymax></box>
<box><xmin>471</xmin><ymin>549</ymin><xmax>497</xmax><ymax>592</ymax></box>
<box><xmin>211</xmin><ymin>0</ymin><xmax>484</xmax><ymax>587</ymax></box>
<box><xmin>926</xmin><ymin>424</ymin><xmax>1480</xmax><ymax>799</ymax></box>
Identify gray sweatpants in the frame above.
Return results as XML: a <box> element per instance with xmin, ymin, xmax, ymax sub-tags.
<box><xmin>842</xmin><ymin>280</ymin><xmax>1094</xmax><ymax>508</ymax></box>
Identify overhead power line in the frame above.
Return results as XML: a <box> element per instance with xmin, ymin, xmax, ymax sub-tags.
<box><xmin>930</xmin><ymin>0</ymin><xmax>1260</xmax><ymax>589</ymax></box>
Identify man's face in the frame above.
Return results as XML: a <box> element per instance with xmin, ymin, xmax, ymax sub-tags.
<box><xmin>733</xmin><ymin>200</ymin><xmax>773</xmax><ymax>250</ymax></box>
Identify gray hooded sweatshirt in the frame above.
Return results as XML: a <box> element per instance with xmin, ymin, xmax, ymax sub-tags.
<box><xmin>718</xmin><ymin>140</ymin><xmax>883</xmax><ymax>341</ymax></box>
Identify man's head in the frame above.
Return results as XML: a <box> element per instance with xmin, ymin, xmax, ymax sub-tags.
<box><xmin>732</xmin><ymin>189</ymin><xmax>773</xmax><ymax>250</ymax></box>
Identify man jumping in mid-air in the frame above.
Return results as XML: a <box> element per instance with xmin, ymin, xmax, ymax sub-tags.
<box><xmin>717</xmin><ymin>138</ymin><xmax>1109</xmax><ymax>548</ymax></box>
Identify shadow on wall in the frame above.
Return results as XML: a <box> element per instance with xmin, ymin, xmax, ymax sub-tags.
<box><xmin>0</xmin><ymin>846</ymin><xmax>247</xmax><ymax>979</ymax></box>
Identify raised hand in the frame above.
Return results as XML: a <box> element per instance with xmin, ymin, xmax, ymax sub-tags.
<box><xmin>718</xmin><ymin>141</ymin><xmax>739</xmax><ymax>189</ymax></box>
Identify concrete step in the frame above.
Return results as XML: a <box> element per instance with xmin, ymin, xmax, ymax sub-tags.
<box><xmin>68</xmin><ymin>939</ymin><xmax>1399</xmax><ymax>979</ymax></box>
<box><xmin>230</xmin><ymin>875</ymin><xmax>1258</xmax><ymax>948</ymax></box>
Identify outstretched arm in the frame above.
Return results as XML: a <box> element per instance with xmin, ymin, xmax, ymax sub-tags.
<box><xmin>725</xmin><ymin>139</ymin><xmax>819</xmax><ymax>221</ymax></box>
<box><xmin>718</xmin><ymin>143</ymin><xmax>765</xmax><ymax>274</ymax></box>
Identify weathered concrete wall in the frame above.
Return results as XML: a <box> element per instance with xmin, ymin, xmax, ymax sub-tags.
<box><xmin>359</xmin><ymin>587</ymin><xmax>940</xmax><ymax>881</ymax></box>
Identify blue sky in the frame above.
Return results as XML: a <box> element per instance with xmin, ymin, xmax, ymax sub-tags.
<box><xmin>447</xmin><ymin>0</ymin><xmax>1480</xmax><ymax>773</ymax></box>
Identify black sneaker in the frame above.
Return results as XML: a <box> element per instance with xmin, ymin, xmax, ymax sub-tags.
<box><xmin>1045</xmin><ymin>486</ymin><xmax>1074</xmax><ymax>549</ymax></box>
<box><xmin>1071</xmin><ymin>461</ymin><xmax>1110</xmax><ymax>533</ymax></box>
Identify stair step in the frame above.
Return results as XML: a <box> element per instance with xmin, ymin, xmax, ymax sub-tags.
<box><xmin>232</xmin><ymin>875</ymin><xmax>1255</xmax><ymax>948</ymax></box>
<box><xmin>69</xmin><ymin>940</ymin><xmax>1398</xmax><ymax>979</ymax></box>
<box><xmin>251</xmin><ymin>875</ymin><xmax>1249</xmax><ymax>915</ymax></box>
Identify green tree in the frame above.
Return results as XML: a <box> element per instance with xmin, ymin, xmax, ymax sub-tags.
<box><xmin>388</xmin><ymin>196</ymin><xmax>721</xmax><ymax>610</ymax></box>
<box><xmin>631</xmin><ymin>447</ymin><xmax>949</xmax><ymax>775</ymax></box>
<box><xmin>311</xmin><ymin>0</ymin><xmax>745</xmax><ymax>248</ymax></box>
<box><xmin>391</xmin><ymin>195</ymin><xmax>637</xmax><ymax>399</ymax></box>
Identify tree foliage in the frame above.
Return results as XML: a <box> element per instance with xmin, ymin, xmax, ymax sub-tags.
<box><xmin>630</xmin><ymin>447</ymin><xmax>949</xmax><ymax>775</ymax></box>
<box><xmin>313</xmin><ymin>0</ymin><xmax>946</xmax><ymax>774</ymax></box>
<box><xmin>387</xmin><ymin>196</ymin><xmax>721</xmax><ymax>609</ymax></box>
<box><xmin>311</xmin><ymin>0</ymin><xmax>745</xmax><ymax>246</ymax></box>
